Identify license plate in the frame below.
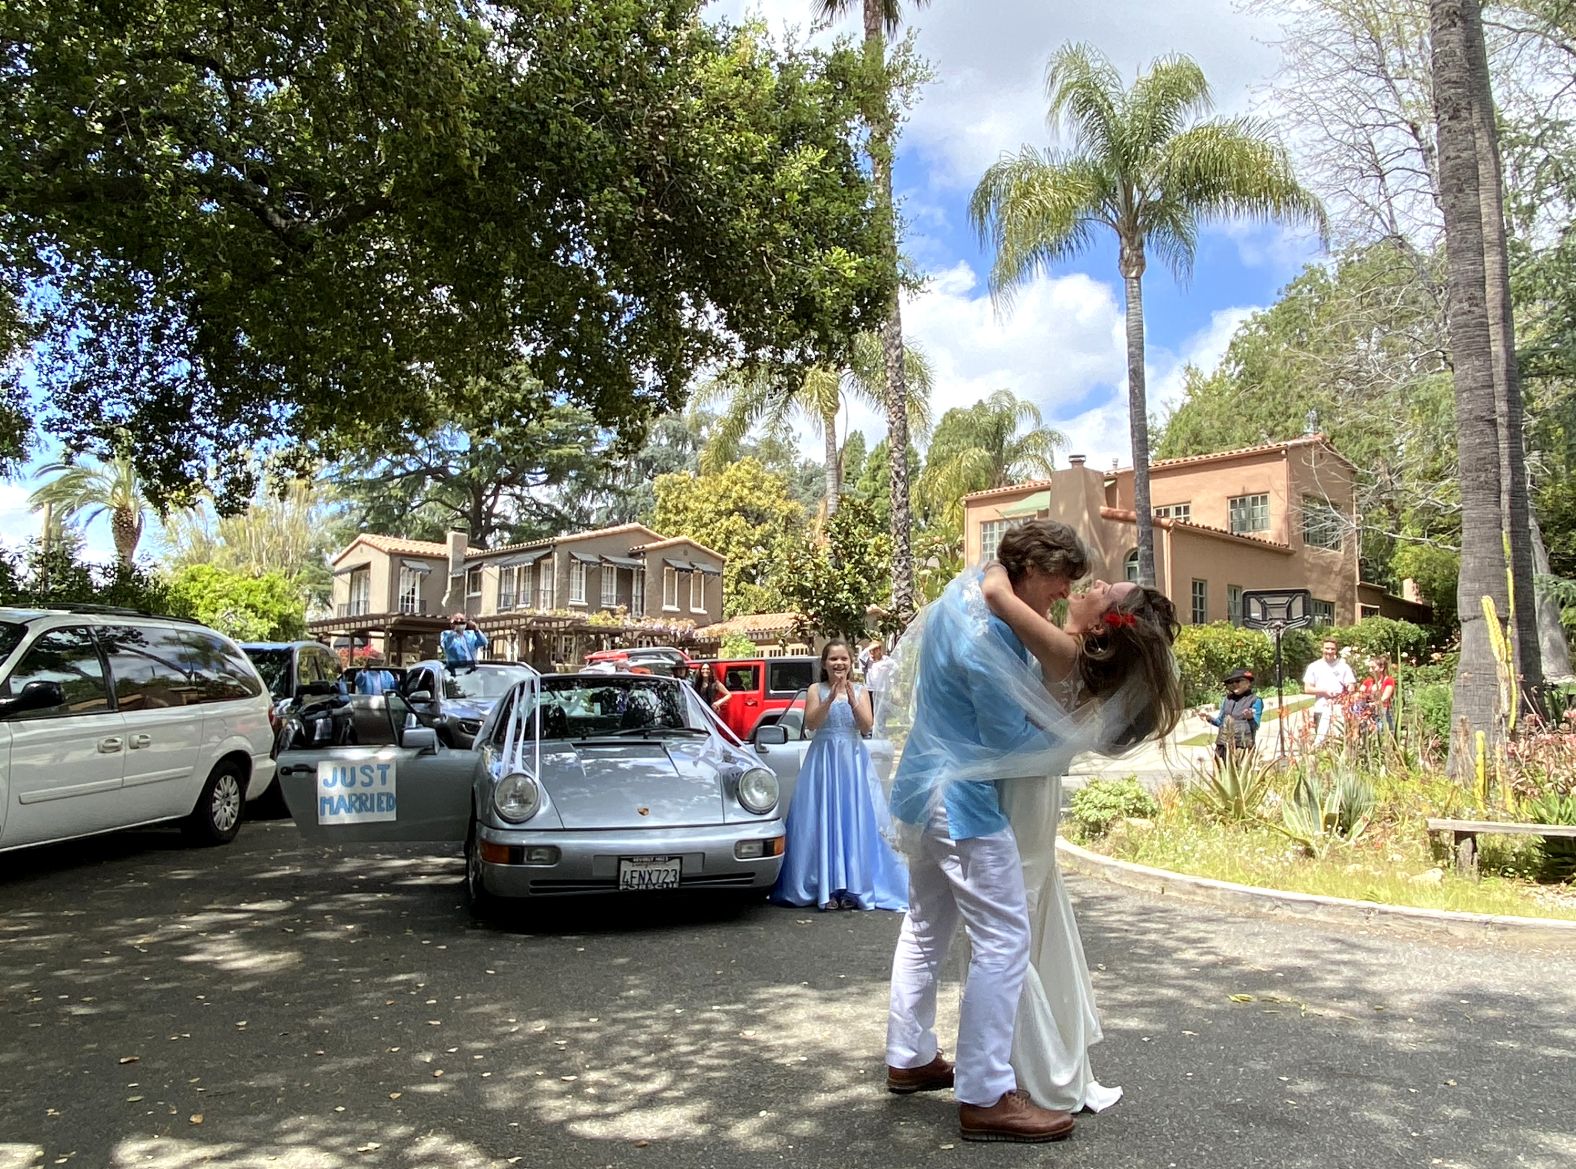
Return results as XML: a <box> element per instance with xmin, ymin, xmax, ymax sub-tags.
<box><xmin>618</xmin><ymin>855</ymin><xmax>681</xmax><ymax>891</ymax></box>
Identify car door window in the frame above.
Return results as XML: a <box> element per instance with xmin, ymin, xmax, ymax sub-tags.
<box><xmin>96</xmin><ymin>624</ymin><xmax>205</xmax><ymax>709</ymax></box>
<box><xmin>0</xmin><ymin>626</ymin><xmax>112</xmax><ymax>719</ymax></box>
<box><xmin>768</xmin><ymin>659</ymin><xmax>815</xmax><ymax>696</ymax></box>
<box><xmin>180</xmin><ymin>630</ymin><xmax>264</xmax><ymax>702</ymax></box>
<box><xmin>723</xmin><ymin>665</ymin><xmax>759</xmax><ymax>692</ymax></box>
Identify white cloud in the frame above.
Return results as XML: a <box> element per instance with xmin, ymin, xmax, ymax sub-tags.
<box><xmin>0</xmin><ymin>478</ymin><xmax>119</xmax><ymax>566</ymax></box>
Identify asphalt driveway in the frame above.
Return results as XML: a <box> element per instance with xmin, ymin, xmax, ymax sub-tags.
<box><xmin>1</xmin><ymin>819</ymin><xmax>1572</xmax><ymax>1169</ymax></box>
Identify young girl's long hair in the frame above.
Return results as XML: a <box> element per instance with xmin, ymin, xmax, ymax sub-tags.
<box><xmin>1076</xmin><ymin>587</ymin><xmax>1186</xmax><ymax>749</ymax></box>
<box><xmin>818</xmin><ymin>639</ymin><xmax>850</xmax><ymax>686</ymax></box>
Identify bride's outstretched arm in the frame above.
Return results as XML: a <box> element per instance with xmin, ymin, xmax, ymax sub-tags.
<box><xmin>982</xmin><ymin>563</ymin><xmax>1080</xmax><ymax>683</ymax></box>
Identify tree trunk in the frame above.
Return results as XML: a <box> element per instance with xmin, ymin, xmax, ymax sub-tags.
<box><xmin>823</xmin><ymin>412</ymin><xmax>842</xmax><ymax>517</ymax></box>
<box><xmin>1532</xmin><ymin>511</ymin><xmax>1575</xmax><ymax>681</ymax></box>
<box><xmin>865</xmin><ymin>0</ymin><xmax>915</xmax><ymax>621</ymax></box>
<box><xmin>1120</xmin><ymin>238</ymin><xmax>1156</xmax><ymax>588</ymax></box>
<box><xmin>111</xmin><ymin>507</ymin><xmax>141</xmax><ymax>569</ymax></box>
<box><xmin>1431</xmin><ymin>0</ymin><xmax>1510</xmax><ymax>774</ymax></box>
<box><xmin>1462</xmin><ymin>0</ymin><xmax>1542</xmax><ymax>697</ymax></box>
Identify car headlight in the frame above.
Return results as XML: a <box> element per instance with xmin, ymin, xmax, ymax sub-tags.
<box><xmin>493</xmin><ymin>772</ymin><xmax>541</xmax><ymax>823</ymax></box>
<box><xmin>737</xmin><ymin>767</ymin><xmax>778</xmax><ymax>815</ymax></box>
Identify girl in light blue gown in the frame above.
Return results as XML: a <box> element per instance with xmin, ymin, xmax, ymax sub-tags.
<box><xmin>772</xmin><ymin>639</ymin><xmax>908</xmax><ymax>911</ymax></box>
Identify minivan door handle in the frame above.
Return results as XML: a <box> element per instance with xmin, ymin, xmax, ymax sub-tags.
<box><xmin>97</xmin><ymin>736</ymin><xmax>124</xmax><ymax>754</ymax></box>
<box><xmin>128</xmin><ymin>733</ymin><xmax>152</xmax><ymax>750</ymax></box>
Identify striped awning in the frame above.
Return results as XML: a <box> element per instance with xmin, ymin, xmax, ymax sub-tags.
<box><xmin>663</xmin><ymin>557</ymin><xmax>693</xmax><ymax>571</ymax></box>
<box><xmin>498</xmin><ymin>549</ymin><xmax>551</xmax><ymax>568</ymax></box>
<box><xmin>690</xmin><ymin>562</ymin><xmax>722</xmax><ymax>576</ymax></box>
<box><xmin>602</xmin><ymin>554</ymin><xmax>644</xmax><ymax>569</ymax></box>
<box><xmin>400</xmin><ymin>559</ymin><xmax>433</xmax><ymax>573</ymax></box>
<box><xmin>570</xmin><ymin>551</ymin><xmax>601</xmax><ymax>565</ymax></box>
<box><xmin>999</xmin><ymin>490</ymin><xmax>1051</xmax><ymax>518</ymax></box>
<box><xmin>333</xmin><ymin>561</ymin><xmax>370</xmax><ymax>576</ymax></box>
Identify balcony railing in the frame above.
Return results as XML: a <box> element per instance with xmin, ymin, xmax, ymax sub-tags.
<box><xmin>336</xmin><ymin>600</ymin><xmax>372</xmax><ymax>618</ymax></box>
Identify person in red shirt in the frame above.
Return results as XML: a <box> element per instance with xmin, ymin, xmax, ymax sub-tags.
<box><xmin>1358</xmin><ymin>653</ymin><xmax>1396</xmax><ymax>734</ymax></box>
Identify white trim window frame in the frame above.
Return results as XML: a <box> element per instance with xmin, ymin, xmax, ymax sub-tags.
<box><xmin>663</xmin><ymin>567</ymin><xmax>679</xmax><ymax>611</ymax></box>
<box><xmin>690</xmin><ymin>570</ymin><xmax>705</xmax><ymax>613</ymax></box>
<box><xmin>979</xmin><ymin>519</ymin><xmax>1008</xmax><ymax>563</ymax></box>
<box><xmin>1154</xmin><ymin>502</ymin><xmax>1191</xmax><ymax>521</ymax></box>
<box><xmin>466</xmin><ymin>566</ymin><xmax>483</xmax><ymax>597</ymax></box>
<box><xmin>535</xmin><ymin>561</ymin><xmax>555</xmax><ymax>610</ymax></box>
<box><xmin>398</xmin><ymin>567</ymin><xmax>422</xmax><ymax>614</ymax></box>
<box><xmin>631</xmin><ymin>569</ymin><xmax>645</xmax><ymax>617</ymax></box>
<box><xmin>1228</xmin><ymin>493</ymin><xmax>1270</xmax><ymax>534</ymax></box>
<box><xmin>1191</xmin><ymin>579</ymin><xmax>1208</xmax><ymax>625</ymax></box>
<box><xmin>497</xmin><ymin>566</ymin><xmax>517</xmax><ymax>611</ymax></box>
<box><xmin>600</xmin><ymin>564</ymin><xmax>618</xmax><ymax>609</ymax></box>
<box><xmin>349</xmin><ymin>569</ymin><xmax>371</xmax><ymax>616</ymax></box>
<box><xmin>569</xmin><ymin>560</ymin><xmax>587</xmax><ymax>606</ymax></box>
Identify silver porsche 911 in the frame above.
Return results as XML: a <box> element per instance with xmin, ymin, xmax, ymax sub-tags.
<box><xmin>275</xmin><ymin>670</ymin><xmax>785</xmax><ymax>917</ymax></box>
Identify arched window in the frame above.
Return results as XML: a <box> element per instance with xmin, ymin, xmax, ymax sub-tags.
<box><xmin>1124</xmin><ymin>549</ymin><xmax>1140</xmax><ymax>583</ymax></box>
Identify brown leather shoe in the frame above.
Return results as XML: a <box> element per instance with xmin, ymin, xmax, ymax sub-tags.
<box><xmin>886</xmin><ymin>1052</ymin><xmax>955</xmax><ymax>1095</ymax></box>
<box><xmin>959</xmin><ymin>1090</ymin><xmax>1075</xmax><ymax>1143</ymax></box>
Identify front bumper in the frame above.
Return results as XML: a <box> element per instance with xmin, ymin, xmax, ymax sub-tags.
<box><xmin>477</xmin><ymin>818</ymin><xmax>785</xmax><ymax>897</ymax></box>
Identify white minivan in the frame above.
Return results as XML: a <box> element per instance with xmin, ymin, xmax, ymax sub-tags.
<box><xmin>0</xmin><ymin>605</ymin><xmax>278</xmax><ymax>852</ymax></box>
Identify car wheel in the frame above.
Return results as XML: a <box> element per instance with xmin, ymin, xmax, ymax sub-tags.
<box><xmin>464</xmin><ymin>815</ymin><xmax>500</xmax><ymax>921</ymax></box>
<box><xmin>184</xmin><ymin>760</ymin><xmax>246</xmax><ymax>846</ymax></box>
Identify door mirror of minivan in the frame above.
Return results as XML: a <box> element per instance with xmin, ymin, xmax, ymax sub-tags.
<box><xmin>0</xmin><ymin>679</ymin><xmax>65</xmax><ymax>717</ymax></box>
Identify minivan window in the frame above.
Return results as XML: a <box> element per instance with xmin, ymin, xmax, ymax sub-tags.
<box><xmin>768</xmin><ymin>659</ymin><xmax>816</xmax><ymax>696</ymax></box>
<box><xmin>0</xmin><ymin>626</ymin><xmax>112</xmax><ymax>719</ymax></box>
<box><xmin>0</xmin><ymin>622</ymin><xmax>25</xmax><ymax>663</ymax></box>
<box><xmin>180</xmin><ymin>630</ymin><xmax>264</xmax><ymax>702</ymax></box>
<box><xmin>244</xmin><ymin>648</ymin><xmax>294</xmax><ymax>698</ymax></box>
<box><xmin>97</xmin><ymin>625</ymin><xmax>205</xmax><ymax>709</ymax></box>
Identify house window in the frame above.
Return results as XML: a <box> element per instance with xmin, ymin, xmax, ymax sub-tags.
<box><xmin>569</xmin><ymin>560</ymin><xmax>587</xmax><ymax>606</ymax></box>
<box><xmin>1154</xmin><ymin>502</ymin><xmax>1191</xmax><ymax>522</ymax></box>
<box><xmin>1228</xmin><ymin>493</ymin><xmax>1269</xmax><ymax>534</ymax></box>
<box><xmin>1227</xmin><ymin>584</ymin><xmax>1244</xmax><ymax>626</ymax></box>
<box><xmin>1191</xmin><ymin>579</ymin><xmax>1208</xmax><ymax>625</ymax></box>
<box><xmin>1360</xmin><ymin>604</ymin><xmax>1380</xmax><ymax>619</ymax></box>
<box><xmin>1124</xmin><ymin>549</ymin><xmax>1140</xmax><ymax>584</ymax></box>
<box><xmin>497</xmin><ymin>566</ymin><xmax>516</xmax><ymax>612</ymax></box>
<box><xmin>1302</xmin><ymin>495</ymin><xmax>1344</xmax><ymax>550</ymax></box>
<box><xmin>1312</xmin><ymin>599</ymin><xmax>1336</xmax><ymax>626</ymax></box>
<box><xmin>399</xmin><ymin>567</ymin><xmax>423</xmax><ymax>614</ymax></box>
<box><xmin>466</xmin><ymin>566</ymin><xmax>483</xmax><ymax>597</ymax></box>
<box><xmin>663</xmin><ymin>567</ymin><xmax>680</xmax><ymax>610</ymax></box>
<box><xmin>348</xmin><ymin>568</ymin><xmax>371</xmax><ymax>617</ymax></box>
<box><xmin>631</xmin><ymin>569</ymin><xmax>645</xmax><ymax>618</ymax></box>
<box><xmin>600</xmin><ymin>565</ymin><xmax>618</xmax><ymax>609</ymax></box>
<box><xmin>690</xmin><ymin>571</ymin><xmax>706</xmax><ymax>612</ymax></box>
<box><xmin>535</xmin><ymin>560</ymin><xmax>555</xmax><ymax>610</ymax></box>
<box><xmin>980</xmin><ymin>520</ymin><xmax>1009</xmax><ymax>563</ymax></box>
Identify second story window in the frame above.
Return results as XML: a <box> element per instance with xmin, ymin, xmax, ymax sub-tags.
<box><xmin>980</xmin><ymin>520</ymin><xmax>1008</xmax><ymax>563</ymax></box>
<box><xmin>690</xmin><ymin>570</ymin><xmax>705</xmax><ymax>612</ymax></box>
<box><xmin>1302</xmin><ymin>496</ymin><xmax>1344</xmax><ymax>550</ymax></box>
<box><xmin>569</xmin><ymin>560</ymin><xmax>587</xmax><ymax>605</ymax></box>
<box><xmin>1229</xmin><ymin>493</ymin><xmax>1269</xmax><ymax>534</ymax></box>
<box><xmin>348</xmin><ymin>568</ymin><xmax>371</xmax><ymax>616</ymax></box>
<box><xmin>535</xmin><ymin>560</ymin><xmax>555</xmax><ymax>609</ymax></box>
<box><xmin>1154</xmin><ymin>502</ymin><xmax>1191</xmax><ymax>521</ymax></box>
<box><xmin>663</xmin><ymin>567</ymin><xmax>679</xmax><ymax>610</ymax></box>
<box><xmin>466</xmin><ymin>567</ymin><xmax>483</xmax><ymax>597</ymax></box>
<box><xmin>398</xmin><ymin>567</ymin><xmax>423</xmax><ymax>614</ymax></box>
<box><xmin>600</xmin><ymin>564</ymin><xmax>618</xmax><ymax>609</ymax></box>
<box><xmin>498</xmin><ymin>566</ymin><xmax>517</xmax><ymax>611</ymax></box>
<box><xmin>631</xmin><ymin>569</ymin><xmax>645</xmax><ymax>617</ymax></box>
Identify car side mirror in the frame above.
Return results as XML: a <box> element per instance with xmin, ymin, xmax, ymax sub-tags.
<box><xmin>407</xmin><ymin>690</ymin><xmax>433</xmax><ymax>705</ymax></box>
<box><xmin>0</xmin><ymin>679</ymin><xmax>66</xmax><ymax>717</ymax></box>
<box><xmin>402</xmin><ymin>726</ymin><xmax>439</xmax><ymax>754</ymax></box>
<box><xmin>754</xmin><ymin>724</ymin><xmax>789</xmax><ymax>747</ymax></box>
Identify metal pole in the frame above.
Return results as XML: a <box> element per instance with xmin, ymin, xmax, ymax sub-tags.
<box><xmin>1275</xmin><ymin>626</ymin><xmax>1287</xmax><ymax>760</ymax></box>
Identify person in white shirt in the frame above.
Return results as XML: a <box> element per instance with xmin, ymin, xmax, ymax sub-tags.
<box><xmin>1302</xmin><ymin>637</ymin><xmax>1356</xmax><ymax>746</ymax></box>
<box><xmin>865</xmin><ymin>641</ymin><xmax>895</xmax><ymax>730</ymax></box>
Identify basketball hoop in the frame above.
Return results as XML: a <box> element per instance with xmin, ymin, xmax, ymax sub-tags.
<box><xmin>1241</xmin><ymin>589</ymin><xmax>1313</xmax><ymax>760</ymax></box>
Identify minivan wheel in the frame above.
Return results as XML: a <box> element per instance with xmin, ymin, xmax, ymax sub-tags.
<box><xmin>184</xmin><ymin>761</ymin><xmax>246</xmax><ymax>846</ymax></box>
<box><xmin>464</xmin><ymin>816</ymin><xmax>500</xmax><ymax>921</ymax></box>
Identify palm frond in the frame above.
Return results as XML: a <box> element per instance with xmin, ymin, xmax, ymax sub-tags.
<box><xmin>1157</xmin><ymin>119</ymin><xmax>1329</xmax><ymax>243</ymax></box>
<box><xmin>970</xmin><ymin>149</ymin><xmax>1107</xmax><ymax>310</ymax></box>
<box><xmin>814</xmin><ymin>0</ymin><xmax>930</xmax><ymax>36</ymax></box>
<box><xmin>1121</xmin><ymin>54</ymin><xmax>1212</xmax><ymax>169</ymax></box>
<box><xmin>1045</xmin><ymin>43</ymin><xmax>1124</xmax><ymax>163</ymax></box>
<box><xmin>1141</xmin><ymin>202</ymin><xmax>1200</xmax><ymax>286</ymax></box>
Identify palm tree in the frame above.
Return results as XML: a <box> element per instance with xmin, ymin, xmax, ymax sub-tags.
<box><xmin>969</xmin><ymin>44</ymin><xmax>1326</xmax><ymax>586</ymax></box>
<box><xmin>918</xmin><ymin>390</ymin><xmax>1067</xmax><ymax>526</ymax></box>
<box><xmin>30</xmin><ymin>455</ymin><xmax>154</xmax><ymax>568</ymax></box>
<box><xmin>816</xmin><ymin>0</ymin><xmax>931</xmax><ymax>615</ymax></box>
<box><xmin>698</xmin><ymin>333</ymin><xmax>933</xmax><ymax>515</ymax></box>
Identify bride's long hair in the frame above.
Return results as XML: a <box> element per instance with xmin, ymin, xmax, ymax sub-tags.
<box><xmin>1075</xmin><ymin>586</ymin><xmax>1186</xmax><ymax>748</ymax></box>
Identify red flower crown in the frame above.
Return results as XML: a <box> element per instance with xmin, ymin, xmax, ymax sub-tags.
<box><xmin>1102</xmin><ymin>610</ymin><xmax>1138</xmax><ymax>629</ymax></box>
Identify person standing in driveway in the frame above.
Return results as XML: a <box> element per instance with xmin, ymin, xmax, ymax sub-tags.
<box><xmin>441</xmin><ymin>614</ymin><xmax>488</xmax><ymax>668</ymax></box>
<box><xmin>1302</xmin><ymin>637</ymin><xmax>1355</xmax><ymax>746</ymax></box>
<box><xmin>865</xmin><ymin>641</ymin><xmax>895</xmax><ymax>731</ymax></box>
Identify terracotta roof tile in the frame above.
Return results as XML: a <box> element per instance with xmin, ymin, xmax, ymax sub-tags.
<box><xmin>629</xmin><ymin>535</ymin><xmax>727</xmax><ymax>561</ymax></box>
<box><xmin>694</xmin><ymin>611</ymin><xmax>801</xmax><ymax>638</ymax></box>
<box><xmin>1097</xmin><ymin>506</ymin><xmax>1292</xmax><ymax>550</ymax></box>
<box><xmin>1109</xmin><ymin>434</ymin><xmax>1356</xmax><ymax>475</ymax></box>
<box><xmin>332</xmin><ymin>535</ymin><xmax>448</xmax><ymax>564</ymax></box>
<box><xmin>962</xmin><ymin>479</ymin><xmax>1055</xmax><ymax>503</ymax></box>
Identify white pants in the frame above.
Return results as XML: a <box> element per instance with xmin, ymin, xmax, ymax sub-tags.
<box><xmin>1311</xmin><ymin>701</ymin><xmax>1341</xmax><ymax>746</ymax></box>
<box><xmin>886</xmin><ymin>813</ymin><xmax>1030</xmax><ymax>1105</ymax></box>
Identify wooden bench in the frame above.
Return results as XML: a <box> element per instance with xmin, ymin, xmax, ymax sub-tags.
<box><xmin>1425</xmin><ymin>818</ymin><xmax>1576</xmax><ymax>878</ymax></box>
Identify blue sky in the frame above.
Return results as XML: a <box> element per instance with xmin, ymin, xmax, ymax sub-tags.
<box><xmin>710</xmin><ymin>0</ymin><xmax>1326</xmax><ymax>467</ymax></box>
<box><xmin>1</xmin><ymin>0</ymin><xmax>1324</xmax><ymax>560</ymax></box>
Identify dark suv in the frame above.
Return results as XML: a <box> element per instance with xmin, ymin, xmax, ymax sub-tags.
<box><xmin>242</xmin><ymin>641</ymin><xmax>344</xmax><ymax>704</ymax></box>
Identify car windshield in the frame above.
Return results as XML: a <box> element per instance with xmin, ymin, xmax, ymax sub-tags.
<box><xmin>243</xmin><ymin>648</ymin><xmax>293</xmax><ymax>699</ymax></box>
<box><xmin>529</xmin><ymin>675</ymin><xmax>703</xmax><ymax>740</ymax></box>
<box><xmin>441</xmin><ymin>664</ymin><xmax>532</xmax><ymax>702</ymax></box>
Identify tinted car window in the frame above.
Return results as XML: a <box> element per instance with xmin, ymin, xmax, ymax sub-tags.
<box><xmin>440</xmin><ymin>665</ymin><xmax>532</xmax><ymax>702</ymax></box>
<box><xmin>768</xmin><ymin>659</ymin><xmax>815</xmax><ymax>695</ymax></box>
<box><xmin>722</xmin><ymin>664</ymin><xmax>760</xmax><ymax>692</ymax></box>
<box><xmin>0</xmin><ymin>621</ymin><xmax>25</xmax><ymax>663</ymax></box>
<box><xmin>180</xmin><ymin>630</ymin><xmax>264</xmax><ymax>702</ymax></box>
<box><xmin>97</xmin><ymin>624</ymin><xmax>206</xmax><ymax>709</ymax></box>
<box><xmin>534</xmin><ymin>677</ymin><xmax>695</xmax><ymax>740</ymax></box>
<box><xmin>0</xmin><ymin>626</ymin><xmax>112</xmax><ymax>719</ymax></box>
<box><xmin>245</xmin><ymin>648</ymin><xmax>294</xmax><ymax>699</ymax></box>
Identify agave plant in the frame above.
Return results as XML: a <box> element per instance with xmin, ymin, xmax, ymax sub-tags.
<box><xmin>1184</xmin><ymin>751</ymin><xmax>1277</xmax><ymax>824</ymax></box>
<box><xmin>1524</xmin><ymin>790</ymin><xmax>1576</xmax><ymax>883</ymax></box>
<box><xmin>1275</xmin><ymin>761</ymin><xmax>1375</xmax><ymax>858</ymax></box>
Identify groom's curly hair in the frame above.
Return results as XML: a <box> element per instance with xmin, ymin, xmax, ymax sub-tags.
<box><xmin>995</xmin><ymin>519</ymin><xmax>1089</xmax><ymax>584</ymax></box>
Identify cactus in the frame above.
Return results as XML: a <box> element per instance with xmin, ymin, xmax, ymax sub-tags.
<box><xmin>1481</xmin><ymin>595</ymin><xmax>1518</xmax><ymax>736</ymax></box>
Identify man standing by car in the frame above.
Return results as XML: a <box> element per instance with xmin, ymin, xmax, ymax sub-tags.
<box><xmin>441</xmin><ymin>614</ymin><xmax>488</xmax><ymax>668</ymax></box>
<box><xmin>355</xmin><ymin>657</ymin><xmax>399</xmax><ymax>696</ymax></box>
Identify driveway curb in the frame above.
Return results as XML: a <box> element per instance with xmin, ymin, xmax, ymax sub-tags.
<box><xmin>1056</xmin><ymin>837</ymin><xmax>1576</xmax><ymax>945</ymax></box>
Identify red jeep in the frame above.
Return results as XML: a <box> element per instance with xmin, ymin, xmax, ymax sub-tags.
<box><xmin>698</xmin><ymin>655</ymin><xmax>820</xmax><ymax>740</ymax></box>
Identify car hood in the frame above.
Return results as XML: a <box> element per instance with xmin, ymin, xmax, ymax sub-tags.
<box><xmin>541</xmin><ymin>740</ymin><xmax>723</xmax><ymax>829</ymax></box>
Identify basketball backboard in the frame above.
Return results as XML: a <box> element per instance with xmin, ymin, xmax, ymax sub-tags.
<box><xmin>1242</xmin><ymin>589</ymin><xmax>1314</xmax><ymax>631</ymax></box>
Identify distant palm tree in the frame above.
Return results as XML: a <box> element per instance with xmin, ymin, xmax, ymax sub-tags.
<box><xmin>30</xmin><ymin>455</ymin><xmax>154</xmax><ymax>568</ymax></box>
<box><xmin>919</xmin><ymin>390</ymin><xmax>1067</xmax><ymax>525</ymax></box>
<box><xmin>816</xmin><ymin>0</ymin><xmax>932</xmax><ymax>613</ymax></box>
<box><xmin>698</xmin><ymin>333</ymin><xmax>932</xmax><ymax>515</ymax></box>
<box><xmin>970</xmin><ymin>44</ymin><xmax>1326</xmax><ymax>585</ymax></box>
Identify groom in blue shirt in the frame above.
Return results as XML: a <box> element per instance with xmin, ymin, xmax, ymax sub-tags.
<box><xmin>885</xmin><ymin>519</ymin><xmax>1088</xmax><ymax>1144</ymax></box>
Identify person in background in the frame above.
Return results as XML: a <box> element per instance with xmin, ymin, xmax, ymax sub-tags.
<box><xmin>1198</xmin><ymin>667</ymin><xmax>1262</xmax><ymax>764</ymax></box>
<box><xmin>1302</xmin><ymin>637</ymin><xmax>1355</xmax><ymax>746</ymax></box>
<box><xmin>441</xmin><ymin>613</ymin><xmax>488</xmax><ymax>668</ymax></box>
<box><xmin>692</xmin><ymin>662</ymin><xmax>731</xmax><ymax>713</ymax></box>
<box><xmin>355</xmin><ymin>658</ymin><xmax>398</xmax><ymax>696</ymax></box>
<box><xmin>1358</xmin><ymin>653</ymin><xmax>1396</xmax><ymax>734</ymax></box>
<box><xmin>865</xmin><ymin>640</ymin><xmax>895</xmax><ymax>731</ymax></box>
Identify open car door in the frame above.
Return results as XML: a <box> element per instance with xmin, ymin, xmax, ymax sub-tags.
<box><xmin>275</xmin><ymin>693</ymin><xmax>474</xmax><ymax>843</ymax></box>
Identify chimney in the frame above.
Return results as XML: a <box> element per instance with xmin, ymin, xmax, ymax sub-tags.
<box><xmin>1068</xmin><ymin>454</ymin><xmax>1086</xmax><ymax>469</ymax></box>
<box><xmin>447</xmin><ymin>529</ymin><xmax>468</xmax><ymax>581</ymax></box>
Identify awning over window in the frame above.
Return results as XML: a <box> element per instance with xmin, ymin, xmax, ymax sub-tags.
<box><xmin>570</xmin><ymin>551</ymin><xmax>601</xmax><ymax>565</ymax></box>
<box><xmin>602</xmin><ymin>554</ymin><xmax>643</xmax><ymax>569</ymax></box>
<box><xmin>662</xmin><ymin>557</ymin><xmax>692</xmax><ymax>571</ymax></box>
<box><xmin>690</xmin><ymin>562</ymin><xmax>722</xmax><ymax>576</ymax></box>
<box><xmin>333</xmin><ymin>561</ymin><xmax>370</xmax><ymax>576</ymax></box>
<box><xmin>399</xmin><ymin>559</ymin><xmax>433</xmax><ymax>573</ymax></box>
<box><xmin>498</xmin><ymin>549</ymin><xmax>550</xmax><ymax>568</ymax></box>
<box><xmin>998</xmin><ymin>490</ymin><xmax>1052</xmax><ymax>518</ymax></box>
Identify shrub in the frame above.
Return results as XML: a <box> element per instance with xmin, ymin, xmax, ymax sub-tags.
<box><xmin>1069</xmin><ymin>777</ymin><xmax>1158</xmax><ymax>838</ymax></box>
<box><xmin>1325</xmin><ymin>617</ymin><xmax>1435</xmax><ymax>666</ymax></box>
<box><xmin>1411</xmin><ymin>682</ymin><xmax>1453</xmax><ymax>748</ymax></box>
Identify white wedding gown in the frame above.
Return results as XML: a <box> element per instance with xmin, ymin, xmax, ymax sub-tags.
<box><xmin>996</xmin><ymin>771</ymin><xmax>1123</xmax><ymax>1113</ymax></box>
